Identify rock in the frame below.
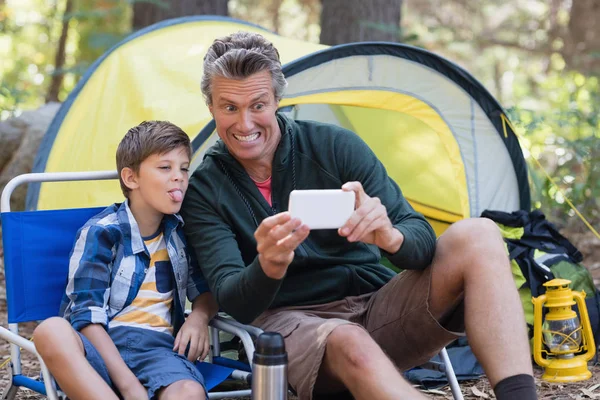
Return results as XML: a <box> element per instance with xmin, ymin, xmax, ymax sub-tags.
<box><xmin>0</xmin><ymin>118</ymin><xmax>25</xmax><ymax>172</ymax></box>
<box><xmin>0</xmin><ymin>102</ymin><xmax>60</xmax><ymax>211</ymax></box>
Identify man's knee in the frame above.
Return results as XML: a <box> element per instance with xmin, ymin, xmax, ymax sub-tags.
<box><xmin>326</xmin><ymin>325</ymin><xmax>378</xmax><ymax>371</ymax></box>
<box><xmin>443</xmin><ymin>218</ymin><xmax>502</xmax><ymax>250</ymax></box>
<box><xmin>432</xmin><ymin>218</ymin><xmax>511</xmax><ymax>289</ymax></box>
<box><xmin>437</xmin><ymin>218</ymin><xmax>518</xmax><ymax>290</ymax></box>
<box><xmin>437</xmin><ymin>218</ymin><xmax>506</xmax><ymax>269</ymax></box>
<box><xmin>33</xmin><ymin>317</ymin><xmax>80</xmax><ymax>359</ymax></box>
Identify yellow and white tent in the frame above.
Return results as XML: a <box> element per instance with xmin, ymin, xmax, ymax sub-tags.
<box><xmin>29</xmin><ymin>16</ymin><xmax>529</xmax><ymax>236</ymax></box>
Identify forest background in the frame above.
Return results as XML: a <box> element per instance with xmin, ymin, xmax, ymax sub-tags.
<box><xmin>1</xmin><ymin>0</ymin><xmax>599</xmax><ymax>233</ymax></box>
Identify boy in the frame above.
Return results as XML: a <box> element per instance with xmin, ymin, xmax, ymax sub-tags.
<box><xmin>33</xmin><ymin>120</ymin><xmax>218</xmax><ymax>400</ymax></box>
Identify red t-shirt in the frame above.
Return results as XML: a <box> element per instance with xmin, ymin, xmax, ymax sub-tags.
<box><xmin>252</xmin><ymin>176</ymin><xmax>272</xmax><ymax>206</ymax></box>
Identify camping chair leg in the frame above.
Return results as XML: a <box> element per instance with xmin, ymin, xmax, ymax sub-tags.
<box><xmin>0</xmin><ymin>326</ymin><xmax>60</xmax><ymax>400</ymax></box>
<box><xmin>8</xmin><ymin>324</ymin><xmax>20</xmax><ymax>376</ymax></box>
<box><xmin>210</xmin><ymin>326</ymin><xmax>221</xmax><ymax>360</ymax></box>
<box><xmin>1</xmin><ymin>325</ymin><xmax>18</xmax><ymax>400</ymax></box>
<box><xmin>38</xmin><ymin>358</ymin><xmax>59</xmax><ymax>400</ymax></box>
<box><xmin>440</xmin><ymin>347</ymin><xmax>464</xmax><ymax>400</ymax></box>
<box><xmin>1</xmin><ymin>345</ymin><xmax>17</xmax><ymax>400</ymax></box>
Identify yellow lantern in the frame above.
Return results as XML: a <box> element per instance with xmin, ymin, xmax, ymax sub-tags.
<box><xmin>532</xmin><ymin>279</ymin><xmax>596</xmax><ymax>382</ymax></box>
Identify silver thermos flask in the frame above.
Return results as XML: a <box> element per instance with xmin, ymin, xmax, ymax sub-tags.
<box><xmin>251</xmin><ymin>332</ymin><xmax>288</xmax><ymax>400</ymax></box>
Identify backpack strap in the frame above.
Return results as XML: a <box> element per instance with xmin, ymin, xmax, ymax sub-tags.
<box><xmin>506</xmin><ymin>242</ymin><xmax>555</xmax><ymax>298</ymax></box>
<box><xmin>481</xmin><ymin>210</ymin><xmax>529</xmax><ymax>227</ymax></box>
<box><xmin>525</xmin><ymin>211</ymin><xmax>583</xmax><ymax>262</ymax></box>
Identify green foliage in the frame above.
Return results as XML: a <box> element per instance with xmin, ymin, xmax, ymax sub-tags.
<box><xmin>357</xmin><ymin>21</ymin><xmax>420</xmax><ymax>44</ymax></box>
<box><xmin>507</xmin><ymin>72</ymin><xmax>600</xmax><ymax>230</ymax></box>
<box><xmin>0</xmin><ymin>60</ymin><xmax>45</xmax><ymax>115</ymax></box>
<box><xmin>0</xmin><ymin>0</ymin><xmax>61</xmax><ymax>119</ymax></box>
<box><xmin>128</xmin><ymin>0</ymin><xmax>170</xmax><ymax>10</ymax></box>
<box><xmin>0</xmin><ymin>0</ymin><xmax>130</xmax><ymax>120</ymax></box>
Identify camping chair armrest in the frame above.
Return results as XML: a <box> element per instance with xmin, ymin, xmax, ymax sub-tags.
<box><xmin>211</xmin><ymin>315</ymin><xmax>263</xmax><ymax>339</ymax></box>
<box><xmin>209</xmin><ymin>317</ymin><xmax>258</xmax><ymax>366</ymax></box>
<box><xmin>0</xmin><ymin>326</ymin><xmax>59</xmax><ymax>400</ymax></box>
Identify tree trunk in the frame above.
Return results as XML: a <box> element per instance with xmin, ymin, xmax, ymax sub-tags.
<box><xmin>563</xmin><ymin>0</ymin><xmax>600</xmax><ymax>74</ymax></box>
<box><xmin>270</xmin><ymin>0</ymin><xmax>283</xmax><ymax>34</ymax></box>
<box><xmin>319</xmin><ymin>0</ymin><xmax>402</xmax><ymax>45</ymax></box>
<box><xmin>45</xmin><ymin>0</ymin><xmax>73</xmax><ymax>103</ymax></box>
<box><xmin>133</xmin><ymin>0</ymin><xmax>229</xmax><ymax>31</ymax></box>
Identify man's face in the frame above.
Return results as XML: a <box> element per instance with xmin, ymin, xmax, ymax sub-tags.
<box><xmin>209</xmin><ymin>70</ymin><xmax>281</xmax><ymax>166</ymax></box>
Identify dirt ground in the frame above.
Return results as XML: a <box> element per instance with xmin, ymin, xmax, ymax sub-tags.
<box><xmin>1</xmin><ymin>231</ymin><xmax>599</xmax><ymax>399</ymax></box>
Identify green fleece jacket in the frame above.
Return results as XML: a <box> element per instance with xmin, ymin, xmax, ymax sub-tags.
<box><xmin>181</xmin><ymin>113</ymin><xmax>436</xmax><ymax>323</ymax></box>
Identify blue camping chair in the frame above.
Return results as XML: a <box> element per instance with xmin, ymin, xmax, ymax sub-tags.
<box><xmin>0</xmin><ymin>171</ymin><xmax>464</xmax><ymax>400</ymax></box>
<box><xmin>0</xmin><ymin>171</ymin><xmax>258</xmax><ymax>400</ymax></box>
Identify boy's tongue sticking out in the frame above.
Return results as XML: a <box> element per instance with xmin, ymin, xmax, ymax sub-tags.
<box><xmin>169</xmin><ymin>189</ymin><xmax>183</xmax><ymax>202</ymax></box>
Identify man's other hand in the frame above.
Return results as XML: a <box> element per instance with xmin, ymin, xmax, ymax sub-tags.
<box><xmin>256</xmin><ymin>212</ymin><xmax>310</xmax><ymax>279</ymax></box>
<box><xmin>338</xmin><ymin>182</ymin><xmax>404</xmax><ymax>254</ymax></box>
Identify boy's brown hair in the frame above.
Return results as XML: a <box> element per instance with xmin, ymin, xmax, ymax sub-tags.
<box><xmin>116</xmin><ymin>120</ymin><xmax>192</xmax><ymax>197</ymax></box>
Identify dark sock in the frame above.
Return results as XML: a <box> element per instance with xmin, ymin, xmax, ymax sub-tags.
<box><xmin>493</xmin><ymin>374</ymin><xmax>537</xmax><ymax>400</ymax></box>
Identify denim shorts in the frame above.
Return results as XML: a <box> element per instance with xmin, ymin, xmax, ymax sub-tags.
<box><xmin>77</xmin><ymin>326</ymin><xmax>206</xmax><ymax>399</ymax></box>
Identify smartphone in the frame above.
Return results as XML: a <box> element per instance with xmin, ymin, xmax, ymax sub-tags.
<box><xmin>288</xmin><ymin>189</ymin><xmax>356</xmax><ymax>230</ymax></box>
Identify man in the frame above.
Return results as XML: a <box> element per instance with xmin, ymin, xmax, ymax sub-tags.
<box><xmin>181</xmin><ymin>31</ymin><xmax>537</xmax><ymax>400</ymax></box>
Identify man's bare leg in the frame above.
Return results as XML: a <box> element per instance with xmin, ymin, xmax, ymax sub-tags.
<box><xmin>313</xmin><ymin>218</ymin><xmax>532</xmax><ymax>399</ymax></box>
<box><xmin>428</xmin><ymin>218</ymin><xmax>533</xmax><ymax>386</ymax></box>
<box><xmin>316</xmin><ymin>325</ymin><xmax>427</xmax><ymax>400</ymax></box>
<box><xmin>33</xmin><ymin>317</ymin><xmax>118</xmax><ymax>400</ymax></box>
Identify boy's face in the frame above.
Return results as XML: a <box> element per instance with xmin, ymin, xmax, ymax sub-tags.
<box><xmin>127</xmin><ymin>146</ymin><xmax>190</xmax><ymax>216</ymax></box>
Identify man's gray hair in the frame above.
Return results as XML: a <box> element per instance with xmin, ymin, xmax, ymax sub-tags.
<box><xmin>201</xmin><ymin>31</ymin><xmax>288</xmax><ymax>105</ymax></box>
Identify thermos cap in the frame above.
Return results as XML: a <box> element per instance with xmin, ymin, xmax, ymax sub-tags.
<box><xmin>254</xmin><ymin>332</ymin><xmax>288</xmax><ymax>365</ymax></box>
<box><xmin>256</xmin><ymin>332</ymin><xmax>286</xmax><ymax>355</ymax></box>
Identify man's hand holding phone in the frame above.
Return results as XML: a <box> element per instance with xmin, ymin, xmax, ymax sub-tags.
<box><xmin>256</xmin><ymin>213</ymin><xmax>310</xmax><ymax>280</ymax></box>
<box><xmin>338</xmin><ymin>181</ymin><xmax>404</xmax><ymax>254</ymax></box>
<box><xmin>288</xmin><ymin>189</ymin><xmax>355</xmax><ymax>229</ymax></box>
<box><xmin>258</xmin><ymin>184</ymin><xmax>403</xmax><ymax>278</ymax></box>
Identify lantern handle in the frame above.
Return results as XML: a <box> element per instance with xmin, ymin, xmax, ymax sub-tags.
<box><xmin>572</xmin><ymin>290</ymin><xmax>596</xmax><ymax>361</ymax></box>
<box><xmin>532</xmin><ymin>294</ymin><xmax>550</xmax><ymax>367</ymax></box>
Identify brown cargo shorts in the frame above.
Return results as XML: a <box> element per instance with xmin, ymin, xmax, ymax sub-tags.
<box><xmin>252</xmin><ymin>267</ymin><xmax>465</xmax><ymax>400</ymax></box>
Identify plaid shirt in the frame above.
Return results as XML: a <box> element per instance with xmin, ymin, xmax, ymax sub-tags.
<box><xmin>59</xmin><ymin>200</ymin><xmax>209</xmax><ymax>333</ymax></box>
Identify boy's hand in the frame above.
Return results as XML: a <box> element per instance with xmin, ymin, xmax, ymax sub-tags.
<box><xmin>120</xmin><ymin>380</ymin><xmax>148</xmax><ymax>400</ymax></box>
<box><xmin>174</xmin><ymin>311</ymin><xmax>210</xmax><ymax>362</ymax></box>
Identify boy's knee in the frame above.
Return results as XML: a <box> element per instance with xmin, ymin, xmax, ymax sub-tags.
<box><xmin>165</xmin><ymin>380</ymin><xmax>205</xmax><ymax>400</ymax></box>
<box><xmin>34</xmin><ymin>317</ymin><xmax>80</xmax><ymax>358</ymax></box>
<box><xmin>34</xmin><ymin>317</ymin><xmax>70</xmax><ymax>344</ymax></box>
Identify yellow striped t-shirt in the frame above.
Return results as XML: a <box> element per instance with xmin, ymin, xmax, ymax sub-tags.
<box><xmin>109</xmin><ymin>232</ymin><xmax>174</xmax><ymax>334</ymax></box>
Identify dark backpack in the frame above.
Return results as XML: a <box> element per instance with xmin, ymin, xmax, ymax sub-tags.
<box><xmin>481</xmin><ymin>209</ymin><xmax>600</xmax><ymax>349</ymax></box>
